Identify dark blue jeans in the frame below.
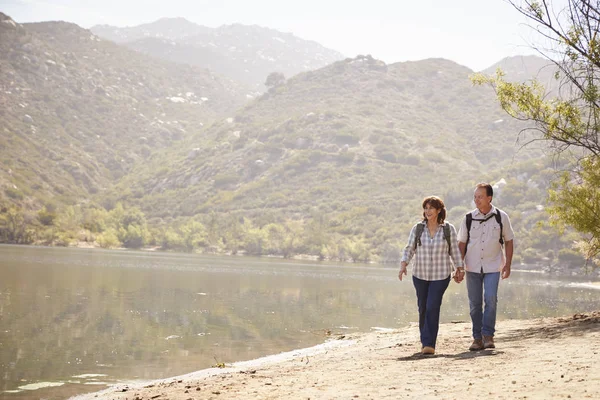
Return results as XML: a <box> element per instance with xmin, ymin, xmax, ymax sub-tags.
<box><xmin>412</xmin><ymin>275</ymin><xmax>451</xmax><ymax>348</ymax></box>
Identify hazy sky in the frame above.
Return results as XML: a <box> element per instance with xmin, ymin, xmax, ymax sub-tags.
<box><xmin>1</xmin><ymin>0</ymin><xmax>562</xmax><ymax>71</ymax></box>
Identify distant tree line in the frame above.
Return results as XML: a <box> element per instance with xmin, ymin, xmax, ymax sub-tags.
<box><xmin>0</xmin><ymin>195</ymin><xmax>589</xmax><ymax>269</ymax></box>
<box><xmin>0</xmin><ymin>203</ymin><xmax>377</xmax><ymax>262</ymax></box>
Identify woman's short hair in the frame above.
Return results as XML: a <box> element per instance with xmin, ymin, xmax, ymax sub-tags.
<box><xmin>422</xmin><ymin>196</ymin><xmax>446</xmax><ymax>224</ymax></box>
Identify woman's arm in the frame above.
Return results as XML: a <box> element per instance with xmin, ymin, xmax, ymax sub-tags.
<box><xmin>449</xmin><ymin>224</ymin><xmax>465</xmax><ymax>282</ymax></box>
<box><xmin>399</xmin><ymin>224</ymin><xmax>418</xmax><ymax>281</ymax></box>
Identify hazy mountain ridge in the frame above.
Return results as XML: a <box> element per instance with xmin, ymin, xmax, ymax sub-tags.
<box><xmin>0</xmin><ymin>13</ymin><xmax>248</xmax><ymax>206</ymax></box>
<box><xmin>91</xmin><ymin>18</ymin><xmax>345</xmax><ymax>90</ymax></box>
<box><xmin>91</xmin><ymin>17</ymin><xmax>213</xmax><ymax>42</ymax></box>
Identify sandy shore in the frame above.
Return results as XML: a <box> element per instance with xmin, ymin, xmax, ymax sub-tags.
<box><xmin>72</xmin><ymin>311</ymin><xmax>600</xmax><ymax>400</ymax></box>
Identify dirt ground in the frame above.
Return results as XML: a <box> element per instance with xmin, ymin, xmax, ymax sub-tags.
<box><xmin>72</xmin><ymin>311</ymin><xmax>600</xmax><ymax>400</ymax></box>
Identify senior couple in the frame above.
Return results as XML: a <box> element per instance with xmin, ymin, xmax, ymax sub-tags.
<box><xmin>398</xmin><ymin>182</ymin><xmax>514</xmax><ymax>355</ymax></box>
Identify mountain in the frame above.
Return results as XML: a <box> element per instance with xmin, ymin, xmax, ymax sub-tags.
<box><xmin>108</xmin><ymin>55</ymin><xmax>538</xmax><ymax>232</ymax></box>
<box><xmin>91</xmin><ymin>19</ymin><xmax>345</xmax><ymax>90</ymax></box>
<box><xmin>90</xmin><ymin>17</ymin><xmax>212</xmax><ymax>42</ymax></box>
<box><xmin>482</xmin><ymin>55</ymin><xmax>560</xmax><ymax>93</ymax></box>
<box><xmin>0</xmin><ymin>13</ymin><xmax>249</xmax><ymax>207</ymax></box>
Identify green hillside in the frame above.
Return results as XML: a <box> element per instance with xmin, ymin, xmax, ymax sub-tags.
<box><xmin>113</xmin><ymin>55</ymin><xmax>532</xmax><ymax>219</ymax></box>
<box><xmin>99</xmin><ymin>55</ymin><xmax>572</xmax><ymax>264</ymax></box>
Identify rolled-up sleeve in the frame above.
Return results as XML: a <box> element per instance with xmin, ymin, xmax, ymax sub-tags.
<box><xmin>449</xmin><ymin>224</ymin><xmax>464</xmax><ymax>268</ymax></box>
<box><xmin>501</xmin><ymin>211</ymin><xmax>515</xmax><ymax>242</ymax></box>
<box><xmin>457</xmin><ymin>215</ymin><xmax>468</xmax><ymax>243</ymax></box>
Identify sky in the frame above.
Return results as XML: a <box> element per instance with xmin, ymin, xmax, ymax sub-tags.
<box><xmin>0</xmin><ymin>0</ymin><xmax>563</xmax><ymax>71</ymax></box>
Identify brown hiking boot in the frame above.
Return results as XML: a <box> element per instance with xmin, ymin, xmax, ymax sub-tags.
<box><xmin>483</xmin><ymin>335</ymin><xmax>495</xmax><ymax>349</ymax></box>
<box><xmin>469</xmin><ymin>338</ymin><xmax>484</xmax><ymax>351</ymax></box>
<box><xmin>422</xmin><ymin>346</ymin><xmax>435</xmax><ymax>355</ymax></box>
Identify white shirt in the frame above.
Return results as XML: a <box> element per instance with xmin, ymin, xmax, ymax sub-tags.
<box><xmin>457</xmin><ymin>205</ymin><xmax>514</xmax><ymax>273</ymax></box>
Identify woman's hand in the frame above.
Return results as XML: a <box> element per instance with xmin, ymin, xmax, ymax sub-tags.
<box><xmin>398</xmin><ymin>262</ymin><xmax>408</xmax><ymax>281</ymax></box>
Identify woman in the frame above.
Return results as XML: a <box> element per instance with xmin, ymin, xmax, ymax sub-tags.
<box><xmin>398</xmin><ymin>196</ymin><xmax>464</xmax><ymax>355</ymax></box>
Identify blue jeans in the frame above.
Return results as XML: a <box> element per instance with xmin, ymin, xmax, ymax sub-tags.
<box><xmin>412</xmin><ymin>275</ymin><xmax>451</xmax><ymax>348</ymax></box>
<box><xmin>466</xmin><ymin>271</ymin><xmax>500</xmax><ymax>339</ymax></box>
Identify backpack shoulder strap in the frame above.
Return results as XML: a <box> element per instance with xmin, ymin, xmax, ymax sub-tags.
<box><xmin>465</xmin><ymin>213</ymin><xmax>473</xmax><ymax>254</ymax></box>
<box><xmin>443</xmin><ymin>224</ymin><xmax>451</xmax><ymax>255</ymax></box>
<box><xmin>413</xmin><ymin>223</ymin><xmax>425</xmax><ymax>250</ymax></box>
<box><xmin>494</xmin><ymin>208</ymin><xmax>504</xmax><ymax>246</ymax></box>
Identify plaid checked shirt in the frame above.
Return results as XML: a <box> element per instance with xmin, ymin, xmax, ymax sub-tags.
<box><xmin>401</xmin><ymin>221</ymin><xmax>464</xmax><ymax>281</ymax></box>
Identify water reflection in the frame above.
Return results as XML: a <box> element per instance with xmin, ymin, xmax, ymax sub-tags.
<box><xmin>0</xmin><ymin>245</ymin><xmax>597</xmax><ymax>399</ymax></box>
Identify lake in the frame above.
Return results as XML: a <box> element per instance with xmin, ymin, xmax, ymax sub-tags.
<box><xmin>0</xmin><ymin>244</ymin><xmax>598</xmax><ymax>399</ymax></box>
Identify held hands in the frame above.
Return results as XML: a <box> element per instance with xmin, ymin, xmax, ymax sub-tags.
<box><xmin>398</xmin><ymin>262</ymin><xmax>408</xmax><ymax>281</ymax></box>
<box><xmin>453</xmin><ymin>268</ymin><xmax>465</xmax><ymax>283</ymax></box>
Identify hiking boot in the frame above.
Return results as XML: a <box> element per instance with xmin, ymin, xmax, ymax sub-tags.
<box><xmin>483</xmin><ymin>335</ymin><xmax>495</xmax><ymax>349</ymax></box>
<box><xmin>422</xmin><ymin>346</ymin><xmax>435</xmax><ymax>355</ymax></box>
<box><xmin>469</xmin><ymin>338</ymin><xmax>484</xmax><ymax>351</ymax></box>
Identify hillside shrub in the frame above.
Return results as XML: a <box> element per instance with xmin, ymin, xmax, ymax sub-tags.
<box><xmin>97</xmin><ymin>229</ymin><xmax>121</xmax><ymax>249</ymax></box>
<box><xmin>213</xmin><ymin>173</ymin><xmax>238</xmax><ymax>188</ymax></box>
<box><xmin>5</xmin><ymin>187</ymin><xmax>24</xmax><ymax>200</ymax></box>
<box><xmin>399</xmin><ymin>154</ymin><xmax>420</xmax><ymax>166</ymax></box>
<box><xmin>375</xmin><ymin>149</ymin><xmax>397</xmax><ymax>163</ymax></box>
<box><xmin>333</xmin><ymin>132</ymin><xmax>360</xmax><ymax>145</ymax></box>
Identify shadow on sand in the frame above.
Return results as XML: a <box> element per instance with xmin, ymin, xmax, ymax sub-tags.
<box><xmin>500</xmin><ymin>312</ymin><xmax>600</xmax><ymax>341</ymax></box>
<box><xmin>395</xmin><ymin>311</ymin><xmax>600</xmax><ymax>362</ymax></box>
<box><xmin>396</xmin><ymin>349</ymin><xmax>503</xmax><ymax>362</ymax></box>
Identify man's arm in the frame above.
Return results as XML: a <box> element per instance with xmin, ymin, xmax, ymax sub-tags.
<box><xmin>458</xmin><ymin>241</ymin><xmax>466</xmax><ymax>259</ymax></box>
<box><xmin>502</xmin><ymin>239</ymin><xmax>514</xmax><ymax>279</ymax></box>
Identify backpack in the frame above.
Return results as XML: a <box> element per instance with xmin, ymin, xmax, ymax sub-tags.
<box><xmin>414</xmin><ymin>223</ymin><xmax>452</xmax><ymax>255</ymax></box>
<box><xmin>464</xmin><ymin>209</ymin><xmax>504</xmax><ymax>254</ymax></box>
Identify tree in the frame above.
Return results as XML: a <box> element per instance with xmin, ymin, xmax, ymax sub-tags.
<box><xmin>180</xmin><ymin>220</ymin><xmax>207</xmax><ymax>252</ymax></box>
<box><xmin>221</xmin><ymin>215</ymin><xmax>243</xmax><ymax>255</ymax></box>
<box><xmin>241</xmin><ymin>219</ymin><xmax>268</xmax><ymax>256</ymax></box>
<box><xmin>205</xmin><ymin>211</ymin><xmax>220</xmax><ymax>250</ymax></box>
<box><xmin>119</xmin><ymin>224</ymin><xmax>146</xmax><ymax>248</ymax></box>
<box><xmin>96</xmin><ymin>229</ymin><xmax>121</xmax><ymax>249</ymax></box>
<box><xmin>265</xmin><ymin>72</ymin><xmax>286</xmax><ymax>89</ymax></box>
<box><xmin>114</xmin><ymin>205</ymin><xmax>148</xmax><ymax>248</ymax></box>
<box><xmin>304</xmin><ymin>212</ymin><xmax>331</xmax><ymax>259</ymax></box>
<box><xmin>340</xmin><ymin>237</ymin><xmax>371</xmax><ymax>263</ymax></box>
<box><xmin>159</xmin><ymin>227</ymin><xmax>183</xmax><ymax>250</ymax></box>
<box><xmin>471</xmin><ymin>0</ymin><xmax>600</xmax><ymax>266</ymax></box>
<box><xmin>37</xmin><ymin>207</ymin><xmax>57</xmax><ymax>226</ymax></box>
<box><xmin>0</xmin><ymin>207</ymin><xmax>35</xmax><ymax>244</ymax></box>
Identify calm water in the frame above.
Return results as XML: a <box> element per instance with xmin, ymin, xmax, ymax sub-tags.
<box><xmin>0</xmin><ymin>245</ymin><xmax>598</xmax><ymax>399</ymax></box>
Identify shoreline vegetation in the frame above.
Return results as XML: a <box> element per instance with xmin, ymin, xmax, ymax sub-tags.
<box><xmin>70</xmin><ymin>311</ymin><xmax>600</xmax><ymax>400</ymax></box>
<box><xmin>1</xmin><ymin>198</ymin><xmax>595</xmax><ymax>270</ymax></box>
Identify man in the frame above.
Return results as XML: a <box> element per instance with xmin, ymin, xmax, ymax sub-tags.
<box><xmin>457</xmin><ymin>183</ymin><xmax>514</xmax><ymax>351</ymax></box>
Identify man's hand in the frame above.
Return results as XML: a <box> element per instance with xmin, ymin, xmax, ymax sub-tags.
<box><xmin>501</xmin><ymin>263</ymin><xmax>511</xmax><ymax>279</ymax></box>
